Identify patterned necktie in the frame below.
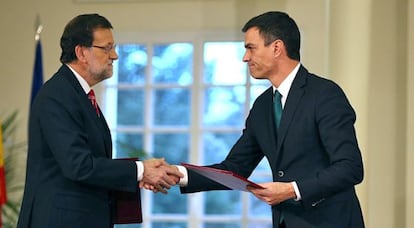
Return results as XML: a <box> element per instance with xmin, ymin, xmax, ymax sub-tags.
<box><xmin>88</xmin><ymin>89</ymin><xmax>100</xmax><ymax>117</ymax></box>
<box><xmin>274</xmin><ymin>90</ymin><xmax>282</xmax><ymax>130</ymax></box>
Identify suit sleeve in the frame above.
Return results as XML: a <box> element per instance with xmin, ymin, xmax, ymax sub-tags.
<box><xmin>297</xmin><ymin>82</ymin><xmax>364</xmax><ymax>208</ymax></box>
<box><xmin>181</xmin><ymin>108</ymin><xmax>265</xmax><ymax>193</ymax></box>
<box><xmin>36</xmin><ymin>86</ymin><xmax>137</xmax><ymax>192</ymax></box>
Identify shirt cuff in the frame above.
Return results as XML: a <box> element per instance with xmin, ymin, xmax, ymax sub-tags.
<box><xmin>175</xmin><ymin>165</ymin><xmax>188</xmax><ymax>186</ymax></box>
<box><xmin>291</xmin><ymin>181</ymin><xmax>302</xmax><ymax>201</ymax></box>
<box><xmin>136</xmin><ymin>161</ymin><xmax>144</xmax><ymax>181</ymax></box>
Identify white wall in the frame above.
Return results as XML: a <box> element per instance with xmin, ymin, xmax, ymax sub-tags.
<box><xmin>0</xmin><ymin>0</ymin><xmax>412</xmax><ymax>227</ymax></box>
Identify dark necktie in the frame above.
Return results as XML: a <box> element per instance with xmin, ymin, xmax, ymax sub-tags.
<box><xmin>274</xmin><ymin>90</ymin><xmax>282</xmax><ymax>130</ymax></box>
<box><xmin>274</xmin><ymin>90</ymin><xmax>284</xmax><ymax>224</ymax></box>
<box><xmin>88</xmin><ymin>89</ymin><xmax>100</xmax><ymax>117</ymax></box>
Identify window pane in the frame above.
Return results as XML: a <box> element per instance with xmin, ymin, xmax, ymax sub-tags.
<box><xmin>152</xmin><ymin>133</ymin><xmax>189</xmax><ymax>214</ymax></box>
<box><xmin>117</xmin><ymin>44</ymin><xmax>147</xmax><ymax>84</ymax></box>
<box><xmin>152</xmin><ymin>187</ymin><xmax>187</xmax><ymax>214</ymax></box>
<box><xmin>250</xmin><ymin>76</ymin><xmax>270</xmax><ymax>84</ymax></box>
<box><xmin>113</xmin><ymin>132</ymin><xmax>143</xmax><ymax>158</ymax></box>
<box><xmin>203</xmin><ymin>42</ymin><xmax>246</xmax><ymax>85</ymax></box>
<box><xmin>204</xmin><ymin>191</ymin><xmax>241</xmax><ymax>214</ymax></box>
<box><xmin>117</xmin><ymin>89</ymin><xmax>144</xmax><ymax>126</ymax></box>
<box><xmin>203</xmin><ymin>132</ymin><xmax>240</xmax><ymax>164</ymax></box>
<box><xmin>248</xmin><ymin>223</ymin><xmax>272</xmax><ymax>228</ymax></box>
<box><xmin>202</xmin><ymin>133</ymin><xmax>242</xmax><ymax>215</ymax></box>
<box><xmin>253</xmin><ymin>158</ymin><xmax>272</xmax><ymax>173</ymax></box>
<box><xmin>153</xmin><ymin>133</ymin><xmax>189</xmax><ymax>163</ymax></box>
<box><xmin>204</xmin><ymin>223</ymin><xmax>240</xmax><ymax>228</ymax></box>
<box><xmin>250</xmin><ymin>85</ymin><xmax>269</xmax><ymax>107</ymax></box>
<box><xmin>152</xmin><ymin>222</ymin><xmax>187</xmax><ymax>228</ymax></box>
<box><xmin>249</xmin><ymin>193</ymin><xmax>272</xmax><ymax>217</ymax></box>
<box><xmin>203</xmin><ymin>87</ymin><xmax>245</xmax><ymax>127</ymax></box>
<box><xmin>153</xmin><ymin>43</ymin><xmax>193</xmax><ymax>85</ymax></box>
<box><xmin>153</xmin><ymin>88</ymin><xmax>190</xmax><ymax>126</ymax></box>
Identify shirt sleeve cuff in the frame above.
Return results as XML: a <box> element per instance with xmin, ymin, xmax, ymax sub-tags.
<box><xmin>292</xmin><ymin>181</ymin><xmax>302</xmax><ymax>201</ymax></box>
<box><xmin>176</xmin><ymin>165</ymin><xmax>188</xmax><ymax>186</ymax></box>
<box><xmin>136</xmin><ymin>161</ymin><xmax>144</xmax><ymax>181</ymax></box>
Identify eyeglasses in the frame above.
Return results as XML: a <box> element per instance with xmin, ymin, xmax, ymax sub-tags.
<box><xmin>91</xmin><ymin>44</ymin><xmax>116</xmax><ymax>54</ymax></box>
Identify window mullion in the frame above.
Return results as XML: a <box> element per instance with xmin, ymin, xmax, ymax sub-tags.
<box><xmin>141</xmin><ymin>42</ymin><xmax>154</xmax><ymax>228</ymax></box>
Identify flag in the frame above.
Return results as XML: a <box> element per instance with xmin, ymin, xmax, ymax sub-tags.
<box><xmin>0</xmin><ymin>119</ymin><xmax>7</xmax><ymax>205</ymax></box>
<box><xmin>30</xmin><ymin>39</ymin><xmax>44</xmax><ymax>105</ymax></box>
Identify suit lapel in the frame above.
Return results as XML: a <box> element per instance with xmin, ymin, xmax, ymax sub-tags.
<box><xmin>276</xmin><ymin>66</ymin><xmax>307</xmax><ymax>151</ymax></box>
<box><xmin>98</xmin><ymin>111</ymin><xmax>113</xmax><ymax>158</ymax></box>
<box><xmin>61</xmin><ymin>65</ymin><xmax>112</xmax><ymax>158</ymax></box>
<box><xmin>86</xmin><ymin>99</ymin><xmax>112</xmax><ymax>158</ymax></box>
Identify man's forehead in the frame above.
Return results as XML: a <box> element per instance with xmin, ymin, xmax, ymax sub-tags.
<box><xmin>244</xmin><ymin>28</ymin><xmax>264</xmax><ymax>45</ymax></box>
<box><xmin>92</xmin><ymin>28</ymin><xmax>114</xmax><ymax>42</ymax></box>
<box><xmin>245</xmin><ymin>27</ymin><xmax>261</xmax><ymax>37</ymax></box>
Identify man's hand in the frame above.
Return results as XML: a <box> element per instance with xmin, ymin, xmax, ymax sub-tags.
<box><xmin>247</xmin><ymin>182</ymin><xmax>296</xmax><ymax>205</ymax></box>
<box><xmin>139</xmin><ymin>159</ymin><xmax>183</xmax><ymax>194</ymax></box>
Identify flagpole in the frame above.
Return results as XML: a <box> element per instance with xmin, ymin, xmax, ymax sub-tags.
<box><xmin>31</xmin><ymin>14</ymin><xmax>44</xmax><ymax>106</ymax></box>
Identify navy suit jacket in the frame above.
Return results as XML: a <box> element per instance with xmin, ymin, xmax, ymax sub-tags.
<box><xmin>181</xmin><ymin>65</ymin><xmax>365</xmax><ymax>228</ymax></box>
<box><xmin>18</xmin><ymin>65</ymin><xmax>138</xmax><ymax>228</ymax></box>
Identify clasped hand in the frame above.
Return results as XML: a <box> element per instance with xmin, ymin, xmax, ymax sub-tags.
<box><xmin>139</xmin><ymin>158</ymin><xmax>183</xmax><ymax>194</ymax></box>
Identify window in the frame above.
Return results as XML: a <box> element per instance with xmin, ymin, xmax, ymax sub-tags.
<box><xmin>104</xmin><ymin>33</ymin><xmax>272</xmax><ymax>227</ymax></box>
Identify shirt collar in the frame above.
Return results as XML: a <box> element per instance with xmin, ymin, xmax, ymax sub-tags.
<box><xmin>273</xmin><ymin>63</ymin><xmax>300</xmax><ymax>98</ymax></box>
<box><xmin>273</xmin><ymin>63</ymin><xmax>300</xmax><ymax>107</ymax></box>
<box><xmin>66</xmin><ymin>64</ymin><xmax>92</xmax><ymax>94</ymax></box>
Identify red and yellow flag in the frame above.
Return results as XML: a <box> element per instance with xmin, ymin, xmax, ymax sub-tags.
<box><xmin>0</xmin><ymin>119</ymin><xmax>7</xmax><ymax>205</ymax></box>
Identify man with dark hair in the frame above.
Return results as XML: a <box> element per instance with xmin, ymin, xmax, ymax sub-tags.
<box><xmin>170</xmin><ymin>11</ymin><xmax>365</xmax><ymax>227</ymax></box>
<box><xmin>17</xmin><ymin>14</ymin><xmax>182</xmax><ymax>228</ymax></box>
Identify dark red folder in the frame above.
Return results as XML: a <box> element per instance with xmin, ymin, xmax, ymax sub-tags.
<box><xmin>111</xmin><ymin>189</ymin><xmax>142</xmax><ymax>224</ymax></box>
<box><xmin>112</xmin><ymin>158</ymin><xmax>142</xmax><ymax>224</ymax></box>
<box><xmin>181</xmin><ymin>163</ymin><xmax>264</xmax><ymax>192</ymax></box>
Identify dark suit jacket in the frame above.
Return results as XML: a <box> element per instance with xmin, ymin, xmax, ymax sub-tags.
<box><xmin>181</xmin><ymin>65</ymin><xmax>365</xmax><ymax>228</ymax></box>
<box><xmin>18</xmin><ymin>65</ymin><xmax>138</xmax><ymax>228</ymax></box>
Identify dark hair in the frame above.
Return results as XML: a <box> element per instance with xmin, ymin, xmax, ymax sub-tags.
<box><xmin>60</xmin><ymin>14</ymin><xmax>113</xmax><ymax>63</ymax></box>
<box><xmin>242</xmin><ymin>11</ymin><xmax>301</xmax><ymax>61</ymax></box>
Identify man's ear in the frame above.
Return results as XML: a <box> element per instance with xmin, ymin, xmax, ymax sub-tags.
<box><xmin>273</xmin><ymin>40</ymin><xmax>284</xmax><ymax>58</ymax></box>
<box><xmin>75</xmin><ymin>45</ymin><xmax>88</xmax><ymax>63</ymax></box>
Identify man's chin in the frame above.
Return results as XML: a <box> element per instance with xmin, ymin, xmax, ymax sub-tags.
<box><xmin>248</xmin><ymin>70</ymin><xmax>263</xmax><ymax>79</ymax></box>
<box><xmin>104</xmin><ymin>70</ymin><xmax>113</xmax><ymax>79</ymax></box>
<box><xmin>103</xmin><ymin>74</ymin><xmax>113</xmax><ymax>80</ymax></box>
<box><xmin>250</xmin><ymin>74</ymin><xmax>266</xmax><ymax>80</ymax></box>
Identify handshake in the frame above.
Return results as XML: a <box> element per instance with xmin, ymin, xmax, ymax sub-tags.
<box><xmin>139</xmin><ymin>158</ymin><xmax>184</xmax><ymax>194</ymax></box>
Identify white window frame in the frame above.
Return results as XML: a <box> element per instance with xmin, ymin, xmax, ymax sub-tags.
<box><xmin>102</xmin><ymin>30</ymin><xmax>272</xmax><ymax>228</ymax></box>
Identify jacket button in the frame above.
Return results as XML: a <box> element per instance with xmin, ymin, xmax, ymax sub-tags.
<box><xmin>277</xmin><ymin>170</ymin><xmax>284</xmax><ymax>177</ymax></box>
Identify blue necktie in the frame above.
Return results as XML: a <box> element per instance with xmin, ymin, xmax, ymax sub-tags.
<box><xmin>274</xmin><ymin>90</ymin><xmax>282</xmax><ymax>130</ymax></box>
